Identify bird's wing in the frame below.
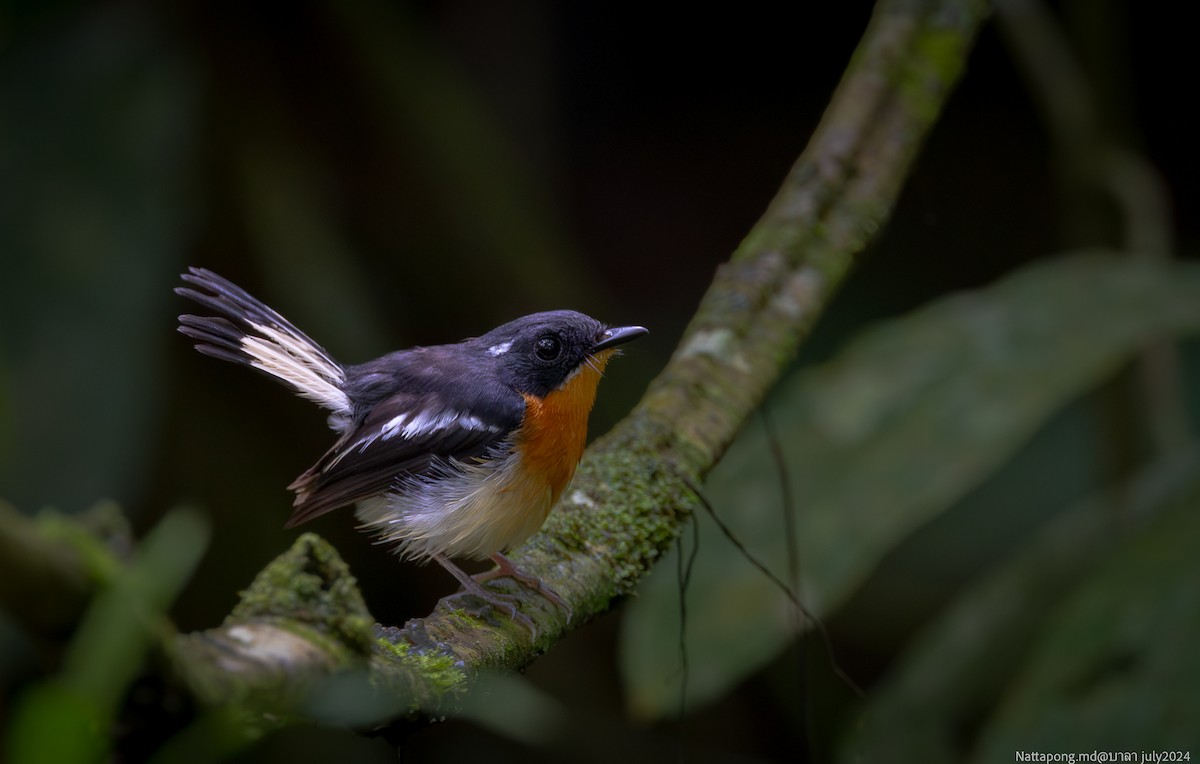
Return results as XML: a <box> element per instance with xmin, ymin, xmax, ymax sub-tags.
<box><xmin>284</xmin><ymin>388</ymin><xmax>523</xmax><ymax>527</ymax></box>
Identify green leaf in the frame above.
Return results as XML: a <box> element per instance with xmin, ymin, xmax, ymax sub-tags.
<box><xmin>5</xmin><ymin>507</ymin><xmax>209</xmax><ymax>763</ymax></box>
<box><xmin>620</xmin><ymin>252</ymin><xmax>1200</xmax><ymax>718</ymax></box>
<box><xmin>3</xmin><ymin>682</ymin><xmax>107</xmax><ymax>764</ymax></box>
<box><xmin>973</xmin><ymin>479</ymin><xmax>1200</xmax><ymax>757</ymax></box>
<box><xmin>839</xmin><ymin>449</ymin><xmax>1200</xmax><ymax>763</ymax></box>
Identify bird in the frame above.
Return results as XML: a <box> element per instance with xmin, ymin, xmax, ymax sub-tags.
<box><xmin>174</xmin><ymin>267</ymin><xmax>646</xmax><ymax>631</ymax></box>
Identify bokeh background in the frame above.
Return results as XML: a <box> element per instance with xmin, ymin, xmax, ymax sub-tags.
<box><xmin>2</xmin><ymin>1</ymin><xmax>1198</xmax><ymax>761</ymax></box>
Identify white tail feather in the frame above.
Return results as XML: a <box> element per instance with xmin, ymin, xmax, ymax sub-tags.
<box><xmin>243</xmin><ymin>321</ymin><xmax>351</xmax><ymax>415</ymax></box>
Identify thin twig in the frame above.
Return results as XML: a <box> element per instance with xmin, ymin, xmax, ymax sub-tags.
<box><xmin>680</xmin><ymin>475</ymin><xmax>863</xmax><ymax>699</ymax></box>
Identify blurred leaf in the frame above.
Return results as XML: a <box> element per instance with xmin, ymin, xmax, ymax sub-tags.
<box><xmin>5</xmin><ymin>506</ymin><xmax>209</xmax><ymax>763</ymax></box>
<box><xmin>973</xmin><ymin>486</ymin><xmax>1200</xmax><ymax>756</ymax></box>
<box><xmin>59</xmin><ymin>507</ymin><xmax>208</xmax><ymax>708</ymax></box>
<box><xmin>301</xmin><ymin>669</ymin><xmax>406</xmax><ymax>729</ymax></box>
<box><xmin>147</xmin><ymin>707</ymin><xmax>262</xmax><ymax>764</ymax></box>
<box><xmin>0</xmin><ymin>500</ymin><xmax>129</xmax><ymax>638</ymax></box>
<box><xmin>621</xmin><ymin>252</ymin><xmax>1200</xmax><ymax>718</ymax></box>
<box><xmin>458</xmin><ymin>673</ymin><xmax>571</xmax><ymax>748</ymax></box>
<box><xmin>4</xmin><ymin>682</ymin><xmax>107</xmax><ymax>764</ymax></box>
<box><xmin>839</xmin><ymin>449</ymin><xmax>1200</xmax><ymax>763</ymax></box>
<box><xmin>0</xmin><ymin>6</ymin><xmax>198</xmax><ymax>511</ymax></box>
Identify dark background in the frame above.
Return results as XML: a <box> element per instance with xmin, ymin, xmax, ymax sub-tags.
<box><xmin>1</xmin><ymin>1</ymin><xmax>1195</xmax><ymax>761</ymax></box>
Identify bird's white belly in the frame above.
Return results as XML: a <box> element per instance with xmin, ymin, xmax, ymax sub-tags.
<box><xmin>354</xmin><ymin>452</ymin><xmax>554</xmax><ymax>562</ymax></box>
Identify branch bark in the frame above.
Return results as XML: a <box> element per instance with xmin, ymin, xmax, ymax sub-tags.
<box><xmin>0</xmin><ymin>0</ymin><xmax>990</xmax><ymax>724</ymax></box>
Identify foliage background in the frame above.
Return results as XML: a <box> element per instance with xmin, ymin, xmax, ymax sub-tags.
<box><xmin>1</xmin><ymin>1</ymin><xmax>1197</xmax><ymax>761</ymax></box>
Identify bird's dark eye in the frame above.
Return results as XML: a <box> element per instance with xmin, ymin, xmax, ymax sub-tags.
<box><xmin>535</xmin><ymin>335</ymin><xmax>562</xmax><ymax>361</ymax></box>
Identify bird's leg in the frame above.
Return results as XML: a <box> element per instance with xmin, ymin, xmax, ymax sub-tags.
<box><xmin>475</xmin><ymin>552</ymin><xmax>572</xmax><ymax>621</ymax></box>
<box><xmin>432</xmin><ymin>554</ymin><xmax>536</xmax><ymax>635</ymax></box>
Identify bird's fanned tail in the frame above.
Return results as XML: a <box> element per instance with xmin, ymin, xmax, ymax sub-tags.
<box><xmin>175</xmin><ymin>267</ymin><xmax>352</xmax><ymax>417</ymax></box>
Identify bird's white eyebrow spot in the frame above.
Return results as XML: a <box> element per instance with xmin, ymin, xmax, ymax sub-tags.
<box><xmin>487</xmin><ymin>341</ymin><xmax>513</xmax><ymax>357</ymax></box>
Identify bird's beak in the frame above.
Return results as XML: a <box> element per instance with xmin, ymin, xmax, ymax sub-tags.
<box><xmin>592</xmin><ymin>325</ymin><xmax>648</xmax><ymax>352</ymax></box>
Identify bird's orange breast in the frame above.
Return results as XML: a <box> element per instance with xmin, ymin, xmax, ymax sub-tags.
<box><xmin>515</xmin><ymin>349</ymin><xmax>614</xmax><ymax>505</ymax></box>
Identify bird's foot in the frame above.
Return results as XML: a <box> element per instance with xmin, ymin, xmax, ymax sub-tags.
<box><xmin>475</xmin><ymin>552</ymin><xmax>573</xmax><ymax>622</ymax></box>
<box><xmin>432</xmin><ymin>554</ymin><xmax>538</xmax><ymax>636</ymax></box>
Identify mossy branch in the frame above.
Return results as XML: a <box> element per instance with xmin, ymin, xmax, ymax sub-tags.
<box><xmin>0</xmin><ymin>0</ymin><xmax>989</xmax><ymax>727</ymax></box>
